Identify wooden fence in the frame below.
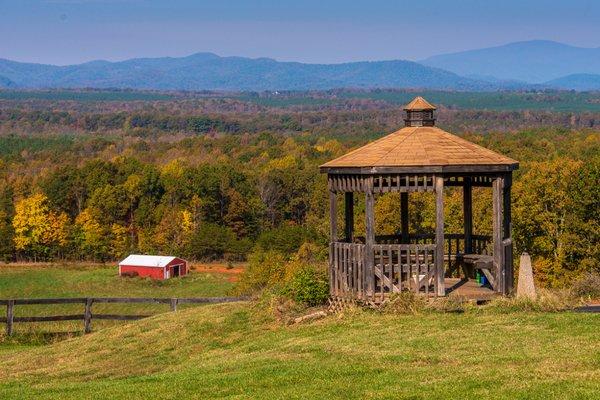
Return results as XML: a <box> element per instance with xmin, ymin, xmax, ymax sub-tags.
<box><xmin>0</xmin><ymin>296</ymin><xmax>248</xmax><ymax>336</ymax></box>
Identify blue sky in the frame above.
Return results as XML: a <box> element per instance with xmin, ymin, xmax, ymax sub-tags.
<box><xmin>1</xmin><ymin>0</ymin><xmax>599</xmax><ymax>65</ymax></box>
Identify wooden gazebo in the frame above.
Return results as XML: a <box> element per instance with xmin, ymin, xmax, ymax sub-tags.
<box><xmin>320</xmin><ymin>97</ymin><xmax>519</xmax><ymax>301</ymax></box>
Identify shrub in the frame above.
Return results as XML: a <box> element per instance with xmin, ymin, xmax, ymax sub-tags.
<box><xmin>572</xmin><ymin>272</ymin><xmax>600</xmax><ymax>299</ymax></box>
<box><xmin>255</xmin><ymin>225</ymin><xmax>319</xmax><ymax>255</ymax></box>
<box><xmin>186</xmin><ymin>223</ymin><xmax>251</xmax><ymax>261</ymax></box>
<box><xmin>484</xmin><ymin>289</ymin><xmax>579</xmax><ymax>313</ymax></box>
<box><xmin>380</xmin><ymin>291</ymin><xmax>427</xmax><ymax>315</ymax></box>
<box><xmin>283</xmin><ymin>265</ymin><xmax>329</xmax><ymax>307</ymax></box>
<box><xmin>236</xmin><ymin>249</ymin><xmax>287</xmax><ymax>294</ymax></box>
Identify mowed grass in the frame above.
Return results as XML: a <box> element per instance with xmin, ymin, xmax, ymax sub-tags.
<box><xmin>0</xmin><ymin>264</ymin><xmax>236</xmax><ymax>346</ymax></box>
<box><xmin>0</xmin><ymin>302</ymin><xmax>598</xmax><ymax>399</ymax></box>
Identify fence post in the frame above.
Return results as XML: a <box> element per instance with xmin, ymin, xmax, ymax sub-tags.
<box><xmin>170</xmin><ymin>298</ymin><xmax>178</xmax><ymax>312</ymax></box>
<box><xmin>6</xmin><ymin>300</ymin><xmax>14</xmax><ymax>336</ymax></box>
<box><xmin>84</xmin><ymin>298</ymin><xmax>93</xmax><ymax>334</ymax></box>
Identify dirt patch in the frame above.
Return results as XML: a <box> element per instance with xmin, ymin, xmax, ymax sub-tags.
<box><xmin>191</xmin><ymin>263</ymin><xmax>246</xmax><ymax>282</ymax></box>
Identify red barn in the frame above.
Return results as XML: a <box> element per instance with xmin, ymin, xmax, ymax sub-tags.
<box><xmin>118</xmin><ymin>255</ymin><xmax>188</xmax><ymax>280</ymax></box>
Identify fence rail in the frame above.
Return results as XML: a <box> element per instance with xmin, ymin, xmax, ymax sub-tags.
<box><xmin>1</xmin><ymin>296</ymin><xmax>249</xmax><ymax>336</ymax></box>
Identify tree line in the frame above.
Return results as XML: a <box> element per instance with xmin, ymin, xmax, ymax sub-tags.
<box><xmin>0</xmin><ymin>108</ymin><xmax>598</xmax><ymax>287</ymax></box>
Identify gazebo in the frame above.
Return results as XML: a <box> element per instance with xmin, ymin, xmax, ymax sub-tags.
<box><xmin>320</xmin><ymin>97</ymin><xmax>519</xmax><ymax>302</ymax></box>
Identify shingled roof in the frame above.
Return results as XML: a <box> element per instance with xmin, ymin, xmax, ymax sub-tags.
<box><xmin>320</xmin><ymin>126</ymin><xmax>518</xmax><ymax>173</ymax></box>
<box><xmin>403</xmin><ymin>96</ymin><xmax>436</xmax><ymax>110</ymax></box>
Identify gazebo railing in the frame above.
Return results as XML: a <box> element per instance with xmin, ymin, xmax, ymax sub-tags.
<box><xmin>330</xmin><ymin>242</ymin><xmax>366</xmax><ymax>299</ymax></box>
<box><xmin>372</xmin><ymin>243</ymin><xmax>436</xmax><ymax>300</ymax></box>
<box><xmin>331</xmin><ymin>241</ymin><xmax>437</xmax><ymax>301</ymax></box>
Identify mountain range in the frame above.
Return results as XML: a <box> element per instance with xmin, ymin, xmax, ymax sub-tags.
<box><xmin>1</xmin><ymin>41</ymin><xmax>599</xmax><ymax>91</ymax></box>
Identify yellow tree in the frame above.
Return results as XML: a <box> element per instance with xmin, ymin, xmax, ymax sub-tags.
<box><xmin>13</xmin><ymin>193</ymin><xmax>69</xmax><ymax>260</ymax></box>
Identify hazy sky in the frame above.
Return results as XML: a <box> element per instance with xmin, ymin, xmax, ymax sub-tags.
<box><xmin>1</xmin><ymin>0</ymin><xmax>599</xmax><ymax>65</ymax></box>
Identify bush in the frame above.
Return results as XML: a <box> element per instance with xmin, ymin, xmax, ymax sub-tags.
<box><xmin>572</xmin><ymin>272</ymin><xmax>600</xmax><ymax>298</ymax></box>
<box><xmin>484</xmin><ymin>289</ymin><xmax>579</xmax><ymax>313</ymax></box>
<box><xmin>236</xmin><ymin>249</ymin><xmax>288</xmax><ymax>294</ymax></box>
<box><xmin>380</xmin><ymin>291</ymin><xmax>427</xmax><ymax>315</ymax></box>
<box><xmin>186</xmin><ymin>223</ymin><xmax>251</xmax><ymax>261</ymax></box>
<box><xmin>283</xmin><ymin>265</ymin><xmax>329</xmax><ymax>307</ymax></box>
<box><xmin>255</xmin><ymin>225</ymin><xmax>320</xmax><ymax>255</ymax></box>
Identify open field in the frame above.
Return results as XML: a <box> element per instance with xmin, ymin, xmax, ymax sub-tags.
<box><xmin>0</xmin><ymin>302</ymin><xmax>598</xmax><ymax>399</ymax></box>
<box><xmin>0</xmin><ymin>263</ymin><xmax>240</xmax><ymax>346</ymax></box>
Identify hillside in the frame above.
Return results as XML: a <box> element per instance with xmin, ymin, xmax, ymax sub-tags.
<box><xmin>0</xmin><ymin>54</ymin><xmax>491</xmax><ymax>91</ymax></box>
<box><xmin>1</xmin><ymin>302</ymin><xmax>599</xmax><ymax>399</ymax></box>
<box><xmin>0</xmin><ymin>75</ymin><xmax>16</xmax><ymax>88</ymax></box>
<box><xmin>545</xmin><ymin>73</ymin><xmax>600</xmax><ymax>91</ymax></box>
<box><xmin>421</xmin><ymin>40</ymin><xmax>600</xmax><ymax>83</ymax></box>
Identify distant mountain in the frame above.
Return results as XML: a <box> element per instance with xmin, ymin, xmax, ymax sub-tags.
<box><xmin>420</xmin><ymin>40</ymin><xmax>600</xmax><ymax>83</ymax></box>
<box><xmin>545</xmin><ymin>74</ymin><xmax>600</xmax><ymax>91</ymax></box>
<box><xmin>0</xmin><ymin>53</ymin><xmax>494</xmax><ymax>91</ymax></box>
<box><xmin>0</xmin><ymin>75</ymin><xmax>17</xmax><ymax>88</ymax></box>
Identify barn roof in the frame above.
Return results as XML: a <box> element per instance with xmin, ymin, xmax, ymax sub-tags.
<box><xmin>119</xmin><ymin>254</ymin><xmax>180</xmax><ymax>268</ymax></box>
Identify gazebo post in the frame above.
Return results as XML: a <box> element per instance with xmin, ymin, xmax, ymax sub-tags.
<box><xmin>365</xmin><ymin>178</ymin><xmax>375</xmax><ymax>297</ymax></box>
<box><xmin>502</xmin><ymin>173</ymin><xmax>513</xmax><ymax>294</ymax></box>
<box><xmin>329</xmin><ymin>189</ymin><xmax>337</xmax><ymax>297</ymax></box>
<box><xmin>463</xmin><ymin>177</ymin><xmax>473</xmax><ymax>254</ymax></box>
<box><xmin>492</xmin><ymin>176</ymin><xmax>504</xmax><ymax>293</ymax></box>
<box><xmin>435</xmin><ymin>176</ymin><xmax>445</xmax><ymax>296</ymax></box>
<box><xmin>344</xmin><ymin>192</ymin><xmax>354</xmax><ymax>243</ymax></box>
<box><xmin>400</xmin><ymin>192</ymin><xmax>409</xmax><ymax>244</ymax></box>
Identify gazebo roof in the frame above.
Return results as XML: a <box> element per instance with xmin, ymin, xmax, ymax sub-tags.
<box><xmin>320</xmin><ymin>125</ymin><xmax>518</xmax><ymax>173</ymax></box>
<box><xmin>403</xmin><ymin>96</ymin><xmax>436</xmax><ymax>110</ymax></box>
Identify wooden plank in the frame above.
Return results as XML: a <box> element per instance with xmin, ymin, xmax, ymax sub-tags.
<box><xmin>329</xmin><ymin>190</ymin><xmax>338</xmax><ymax>242</ymax></box>
<box><xmin>400</xmin><ymin>192</ymin><xmax>409</xmax><ymax>244</ymax></box>
<box><xmin>91</xmin><ymin>297</ymin><xmax>172</xmax><ymax>304</ymax></box>
<box><xmin>344</xmin><ymin>192</ymin><xmax>354</xmax><ymax>243</ymax></box>
<box><xmin>503</xmin><ymin>173</ymin><xmax>513</xmax><ymax>294</ymax></box>
<box><xmin>435</xmin><ymin>176</ymin><xmax>445</xmax><ymax>296</ymax></box>
<box><xmin>92</xmin><ymin>314</ymin><xmax>150</xmax><ymax>321</ymax></box>
<box><xmin>492</xmin><ymin>176</ymin><xmax>504</xmax><ymax>294</ymax></box>
<box><xmin>177</xmin><ymin>297</ymin><xmax>249</xmax><ymax>304</ymax></box>
<box><xmin>6</xmin><ymin>300</ymin><xmax>14</xmax><ymax>336</ymax></box>
<box><xmin>13</xmin><ymin>315</ymin><xmax>84</xmax><ymax>322</ymax></box>
<box><xmin>13</xmin><ymin>298</ymin><xmax>87</xmax><ymax>305</ymax></box>
<box><xmin>365</xmin><ymin>182</ymin><xmax>375</xmax><ymax>299</ymax></box>
<box><xmin>84</xmin><ymin>298</ymin><xmax>93</xmax><ymax>334</ymax></box>
<box><xmin>463</xmin><ymin>176</ymin><xmax>473</xmax><ymax>254</ymax></box>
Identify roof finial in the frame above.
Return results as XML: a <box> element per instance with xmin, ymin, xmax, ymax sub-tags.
<box><xmin>403</xmin><ymin>96</ymin><xmax>436</xmax><ymax>127</ymax></box>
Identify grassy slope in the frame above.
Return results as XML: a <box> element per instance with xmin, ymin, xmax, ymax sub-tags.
<box><xmin>0</xmin><ymin>264</ymin><xmax>235</xmax><ymax>348</ymax></box>
<box><xmin>0</xmin><ymin>264</ymin><xmax>233</xmax><ymax>298</ymax></box>
<box><xmin>0</xmin><ymin>302</ymin><xmax>598</xmax><ymax>400</ymax></box>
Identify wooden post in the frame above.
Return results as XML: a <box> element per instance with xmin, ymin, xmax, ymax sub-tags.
<box><xmin>492</xmin><ymin>176</ymin><xmax>505</xmax><ymax>294</ymax></box>
<box><xmin>6</xmin><ymin>300</ymin><xmax>14</xmax><ymax>336</ymax></box>
<box><xmin>435</xmin><ymin>176</ymin><xmax>445</xmax><ymax>296</ymax></box>
<box><xmin>84</xmin><ymin>298</ymin><xmax>93</xmax><ymax>334</ymax></box>
<box><xmin>502</xmin><ymin>173</ymin><xmax>513</xmax><ymax>294</ymax></box>
<box><xmin>400</xmin><ymin>192</ymin><xmax>409</xmax><ymax>244</ymax></box>
<box><xmin>170</xmin><ymin>298</ymin><xmax>178</xmax><ymax>312</ymax></box>
<box><xmin>365</xmin><ymin>179</ymin><xmax>375</xmax><ymax>298</ymax></box>
<box><xmin>463</xmin><ymin>176</ymin><xmax>473</xmax><ymax>254</ymax></box>
<box><xmin>344</xmin><ymin>192</ymin><xmax>354</xmax><ymax>243</ymax></box>
<box><xmin>329</xmin><ymin>190</ymin><xmax>338</xmax><ymax>242</ymax></box>
<box><xmin>329</xmin><ymin>189</ymin><xmax>338</xmax><ymax>297</ymax></box>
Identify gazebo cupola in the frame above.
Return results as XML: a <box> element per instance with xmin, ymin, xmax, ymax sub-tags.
<box><xmin>404</xmin><ymin>96</ymin><xmax>436</xmax><ymax>127</ymax></box>
<box><xmin>320</xmin><ymin>97</ymin><xmax>519</xmax><ymax>302</ymax></box>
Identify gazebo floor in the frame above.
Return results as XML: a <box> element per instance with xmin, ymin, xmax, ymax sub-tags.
<box><xmin>444</xmin><ymin>278</ymin><xmax>498</xmax><ymax>301</ymax></box>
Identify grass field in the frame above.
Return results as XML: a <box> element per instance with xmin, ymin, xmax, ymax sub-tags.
<box><xmin>0</xmin><ymin>301</ymin><xmax>598</xmax><ymax>399</ymax></box>
<box><xmin>0</xmin><ymin>263</ymin><xmax>237</xmax><ymax>347</ymax></box>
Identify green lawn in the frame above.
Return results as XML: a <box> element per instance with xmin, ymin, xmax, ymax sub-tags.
<box><xmin>0</xmin><ymin>264</ymin><xmax>235</xmax><ymax>345</ymax></box>
<box><xmin>0</xmin><ymin>302</ymin><xmax>598</xmax><ymax>399</ymax></box>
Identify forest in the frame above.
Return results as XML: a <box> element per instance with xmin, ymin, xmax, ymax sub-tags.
<box><xmin>0</xmin><ymin>89</ymin><xmax>598</xmax><ymax>288</ymax></box>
